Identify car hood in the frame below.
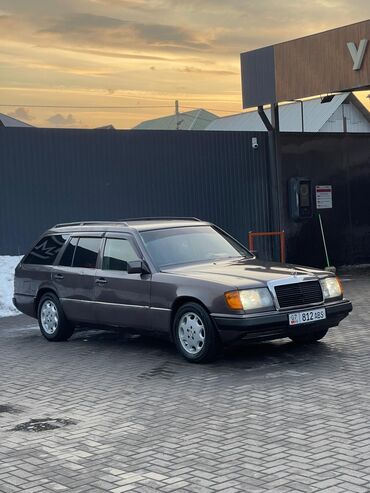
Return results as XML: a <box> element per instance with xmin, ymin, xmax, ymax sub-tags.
<box><xmin>162</xmin><ymin>257</ymin><xmax>327</xmax><ymax>289</ymax></box>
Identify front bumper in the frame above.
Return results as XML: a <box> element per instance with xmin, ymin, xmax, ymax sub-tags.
<box><xmin>212</xmin><ymin>300</ymin><xmax>352</xmax><ymax>343</ymax></box>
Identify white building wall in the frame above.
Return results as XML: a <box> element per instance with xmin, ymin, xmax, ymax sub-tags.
<box><xmin>320</xmin><ymin>103</ymin><xmax>370</xmax><ymax>132</ymax></box>
<box><xmin>206</xmin><ymin>94</ymin><xmax>370</xmax><ymax>133</ymax></box>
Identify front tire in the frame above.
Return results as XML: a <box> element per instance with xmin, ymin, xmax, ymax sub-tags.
<box><xmin>173</xmin><ymin>302</ymin><xmax>221</xmax><ymax>363</ymax></box>
<box><xmin>289</xmin><ymin>328</ymin><xmax>328</xmax><ymax>344</ymax></box>
<box><xmin>38</xmin><ymin>293</ymin><xmax>74</xmax><ymax>341</ymax></box>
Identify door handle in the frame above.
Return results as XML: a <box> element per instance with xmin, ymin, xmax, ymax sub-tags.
<box><xmin>54</xmin><ymin>273</ymin><xmax>64</xmax><ymax>280</ymax></box>
<box><xmin>95</xmin><ymin>278</ymin><xmax>107</xmax><ymax>285</ymax></box>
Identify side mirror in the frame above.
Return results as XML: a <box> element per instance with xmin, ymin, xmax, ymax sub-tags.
<box><xmin>127</xmin><ymin>260</ymin><xmax>150</xmax><ymax>275</ymax></box>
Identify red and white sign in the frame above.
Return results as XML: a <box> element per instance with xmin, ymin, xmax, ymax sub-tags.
<box><xmin>316</xmin><ymin>185</ymin><xmax>333</xmax><ymax>209</ymax></box>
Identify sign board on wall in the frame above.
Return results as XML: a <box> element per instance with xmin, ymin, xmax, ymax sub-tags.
<box><xmin>316</xmin><ymin>185</ymin><xmax>333</xmax><ymax>209</ymax></box>
<box><xmin>240</xmin><ymin>19</ymin><xmax>370</xmax><ymax>108</ymax></box>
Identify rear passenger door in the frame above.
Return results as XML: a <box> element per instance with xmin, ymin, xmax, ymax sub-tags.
<box><xmin>94</xmin><ymin>234</ymin><xmax>151</xmax><ymax>330</ymax></box>
<box><xmin>52</xmin><ymin>234</ymin><xmax>102</xmax><ymax>324</ymax></box>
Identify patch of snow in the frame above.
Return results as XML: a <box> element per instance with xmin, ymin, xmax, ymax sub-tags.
<box><xmin>0</xmin><ymin>256</ymin><xmax>23</xmax><ymax>317</ymax></box>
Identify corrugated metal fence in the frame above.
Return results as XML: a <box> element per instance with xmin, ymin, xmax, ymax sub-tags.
<box><xmin>0</xmin><ymin>128</ymin><xmax>273</xmax><ymax>256</ymax></box>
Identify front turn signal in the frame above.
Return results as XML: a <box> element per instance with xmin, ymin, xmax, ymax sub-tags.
<box><xmin>225</xmin><ymin>291</ymin><xmax>243</xmax><ymax>310</ymax></box>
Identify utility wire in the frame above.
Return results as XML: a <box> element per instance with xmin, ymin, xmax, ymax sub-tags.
<box><xmin>0</xmin><ymin>103</ymin><xmax>240</xmax><ymax>113</ymax></box>
<box><xmin>98</xmin><ymin>94</ymin><xmax>242</xmax><ymax>104</ymax></box>
<box><xmin>181</xmin><ymin>105</ymin><xmax>240</xmax><ymax>113</ymax></box>
<box><xmin>0</xmin><ymin>104</ymin><xmax>173</xmax><ymax>109</ymax></box>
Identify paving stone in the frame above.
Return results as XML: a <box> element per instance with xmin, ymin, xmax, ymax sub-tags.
<box><xmin>0</xmin><ymin>270</ymin><xmax>368</xmax><ymax>492</ymax></box>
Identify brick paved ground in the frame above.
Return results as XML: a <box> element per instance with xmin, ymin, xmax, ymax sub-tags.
<box><xmin>0</xmin><ymin>269</ymin><xmax>369</xmax><ymax>493</ymax></box>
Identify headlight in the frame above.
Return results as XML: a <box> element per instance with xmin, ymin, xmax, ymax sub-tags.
<box><xmin>225</xmin><ymin>288</ymin><xmax>274</xmax><ymax>311</ymax></box>
<box><xmin>320</xmin><ymin>277</ymin><xmax>343</xmax><ymax>300</ymax></box>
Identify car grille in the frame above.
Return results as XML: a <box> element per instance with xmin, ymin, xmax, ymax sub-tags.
<box><xmin>274</xmin><ymin>281</ymin><xmax>323</xmax><ymax>309</ymax></box>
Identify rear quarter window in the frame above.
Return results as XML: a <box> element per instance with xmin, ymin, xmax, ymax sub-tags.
<box><xmin>23</xmin><ymin>235</ymin><xmax>69</xmax><ymax>266</ymax></box>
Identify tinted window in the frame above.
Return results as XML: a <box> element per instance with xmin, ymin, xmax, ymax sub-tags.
<box><xmin>23</xmin><ymin>235</ymin><xmax>69</xmax><ymax>265</ymax></box>
<box><xmin>73</xmin><ymin>238</ymin><xmax>101</xmax><ymax>269</ymax></box>
<box><xmin>59</xmin><ymin>237</ymin><xmax>78</xmax><ymax>267</ymax></box>
<box><xmin>141</xmin><ymin>226</ymin><xmax>251</xmax><ymax>268</ymax></box>
<box><xmin>102</xmin><ymin>238</ymin><xmax>140</xmax><ymax>271</ymax></box>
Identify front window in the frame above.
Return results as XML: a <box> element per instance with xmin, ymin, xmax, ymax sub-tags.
<box><xmin>102</xmin><ymin>238</ymin><xmax>140</xmax><ymax>271</ymax></box>
<box><xmin>140</xmin><ymin>226</ymin><xmax>252</xmax><ymax>268</ymax></box>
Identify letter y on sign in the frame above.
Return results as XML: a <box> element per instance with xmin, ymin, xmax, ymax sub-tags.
<box><xmin>347</xmin><ymin>39</ymin><xmax>368</xmax><ymax>70</ymax></box>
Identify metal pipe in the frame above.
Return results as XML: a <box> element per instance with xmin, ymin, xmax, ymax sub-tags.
<box><xmin>257</xmin><ymin>106</ymin><xmax>273</xmax><ymax>131</ymax></box>
<box><xmin>299</xmin><ymin>100</ymin><xmax>304</xmax><ymax>132</ymax></box>
<box><xmin>318</xmin><ymin>214</ymin><xmax>330</xmax><ymax>268</ymax></box>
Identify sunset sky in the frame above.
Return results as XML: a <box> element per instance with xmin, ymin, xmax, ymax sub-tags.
<box><xmin>0</xmin><ymin>0</ymin><xmax>368</xmax><ymax>128</ymax></box>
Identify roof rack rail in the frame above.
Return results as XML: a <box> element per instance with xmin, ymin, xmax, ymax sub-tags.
<box><xmin>53</xmin><ymin>220</ymin><xmax>128</xmax><ymax>228</ymax></box>
<box><xmin>53</xmin><ymin>217</ymin><xmax>203</xmax><ymax>228</ymax></box>
<box><xmin>122</xmin><ymin>216</ymin><xmax>203</xmax><ymax>222</ymax></box>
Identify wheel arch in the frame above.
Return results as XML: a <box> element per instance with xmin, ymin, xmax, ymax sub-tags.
<box><xmin>170</xmin><ymin>296</ymin><xmax>210</xmax><ymax>339</ymax></box>
<box><xmin>35</xmin><ymin>287</ymin><xmax>58</xmax><ymax>314</ymax></box>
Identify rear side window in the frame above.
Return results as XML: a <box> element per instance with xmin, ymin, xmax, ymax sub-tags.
<box><xmin>59</xmin><ymin>237</ymin><xmax>78</xmax><ymax>267</ymax></box>
<box><xmin>23</xmin><ymin>235</ymin><xmax>69</xmax><ymax>265</ymax></box>
<box><xmin>73</xmin><ymin>238</ymin><xmax>101</xmax><ymax>269</ymax></box>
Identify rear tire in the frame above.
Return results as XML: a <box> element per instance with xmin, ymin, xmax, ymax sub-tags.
<box><xmin>173</xmin><ymin>302</ymin><xmax>221</xmax><ymax>363</ymax></box>
<box><xmin>37</xmin><ymin>293</ymin><xmax>75</xmax><ymax>341</ymax></box>
<box><xmin>289</xmin><ymin>328</ymin><xmax>328</xmax><ymax>344</ymax></box>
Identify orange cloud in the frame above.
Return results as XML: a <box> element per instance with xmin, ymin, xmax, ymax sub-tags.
<box><xmin>0</xmin><ymin>0</ymin><xmax>368</xmax><ymax>128</ymax></box>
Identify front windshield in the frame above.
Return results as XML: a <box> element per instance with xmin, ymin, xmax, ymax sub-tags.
<box><xmin>140</xmin><ymin>226</ymin><xmax>252</xmax><ymax>268</ymax></box>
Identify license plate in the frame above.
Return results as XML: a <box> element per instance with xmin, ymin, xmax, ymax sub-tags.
<box><xmin>289</xmin><ymin>308</ymin><xmax>326</xmax><ymax>326</ymax></box>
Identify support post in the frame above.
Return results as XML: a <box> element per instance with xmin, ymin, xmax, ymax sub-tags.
<box><xmin>299</xmin><ymin>100</ymin><xmax>304</xmax><ymax>132</ymax></box>
<box><xmin>257</xmin><ymin>102</ymin><xmax>285</xmax><ymax>262</ymax></box>
<box><xmin>175</xmin><ymin>100</ymin><xmax>182</xmax><ymax>130</ymax></box>
<box><xmin>270</xmin><ymin>103</ymin><xmax>284</xmax><ymax>260</ymax></box>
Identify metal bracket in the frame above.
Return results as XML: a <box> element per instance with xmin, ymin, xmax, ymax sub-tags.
<box><xmin>257</xmin><ymin>106</ymin><xmax>273</xmax><ymax>131</ymax></box>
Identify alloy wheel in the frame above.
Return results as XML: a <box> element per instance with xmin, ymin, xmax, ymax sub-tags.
<box><xmin>40</xmin><ymin>300</ymin><xmax>59</xmax><ymax>335</ymax></box>
<box><xmin>178</xmin><ymin>312</ymin><xmax>205</xmax><ymax>355</ymax></box>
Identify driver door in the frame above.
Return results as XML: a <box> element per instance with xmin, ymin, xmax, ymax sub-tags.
<box><xmin>94</xmin><ymin>234</ymin><xmax>151</xmax><ymax>330</ymax></box>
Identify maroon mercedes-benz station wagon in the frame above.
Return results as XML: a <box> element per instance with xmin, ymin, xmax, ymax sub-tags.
<box><xmin>13</xmin><ymin>218</ymin><xmax>352</xmax><ymax>362</ymax></box>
